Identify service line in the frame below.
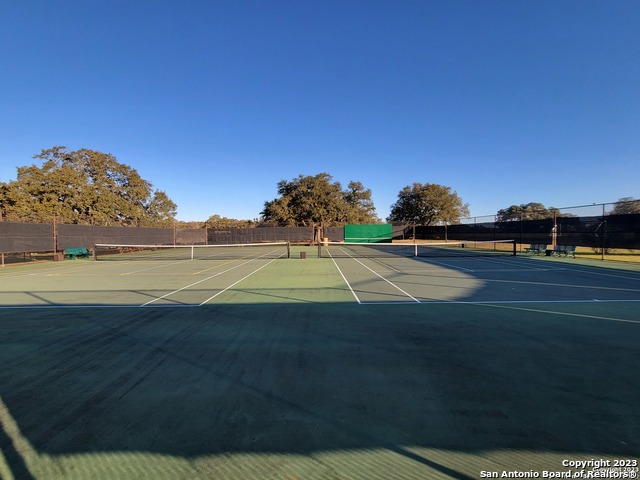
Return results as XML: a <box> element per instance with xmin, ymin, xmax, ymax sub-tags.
<box><xmin>141</xmin><ymin>257</ymin><xmax>273</xmax><ymax>306</ymax></box>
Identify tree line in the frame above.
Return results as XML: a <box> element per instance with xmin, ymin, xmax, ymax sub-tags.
<box><xmin>0</xmin><ymin>147</ymin><xmax>177</xmax><ymax>227</ymax></box>
<box><xmin>496</xmin><ymin>200</ymin><xmax>640</xmax><ymax>221</ymax></box>
<box><xmin>1</xmin><ymin>147</ymin><xmax>637</xmax><ymax>228</ymax></box>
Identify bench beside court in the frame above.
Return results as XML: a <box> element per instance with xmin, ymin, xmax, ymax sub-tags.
<box><xmin>64</xmin><ymin>247</ymin><xmax>90</xmax><ymax>259</ymax></box>
<box><xmin>523</xmin><ymin>243</ymin><xmax>576</xmax><ymax>258</ymax></box>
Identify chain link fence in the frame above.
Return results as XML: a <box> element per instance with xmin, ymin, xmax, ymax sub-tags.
<box><xmin>408</xmin><ymin>200</ymin><xmax>640</xmax><ymax>262</ymax></box>
<box><xmin>2</xmin><ymin>200</ymin><xmax>638</xmax><ymax>263</ymax></box>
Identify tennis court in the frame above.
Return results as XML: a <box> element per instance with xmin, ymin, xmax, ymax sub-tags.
<box><xmin>1</xmin><ymin>244</ymin><xmax>639</xmax><ymax>479</ymax></box>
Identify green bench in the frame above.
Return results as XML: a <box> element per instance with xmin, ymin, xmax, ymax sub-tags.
<box><xmin>64</xmin><ymin>247</ymin><xmax>90</xmax><ymax>259</ymax></box>
<box><xmin>523</xmin><ymin>243</ymin><xmax>547</xmax><ymax>255</ymax></box>
<box><xmin>551</xmin><ymin>245</ymin><xmax>576</xmax><ymax>258</ymax></box>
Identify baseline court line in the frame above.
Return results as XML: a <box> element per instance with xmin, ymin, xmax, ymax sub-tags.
<box><xmin>2</xmin><ymin>298</ymin><xmax>639</xmax><ymax>310</ymax></box>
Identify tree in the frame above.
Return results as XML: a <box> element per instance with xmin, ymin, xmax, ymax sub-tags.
<box><xmin>387</xmin><ymin>183</ymin><xmax>469</xmax><ymax>226</ymax></box>
<box><xmin>1</xmin><ymin>147</ymin><xmax>89</xmax><ymax>223</ymax></box>
<box><xmin>260</xmin><ymin>173</ymin><xmax>379</xmax><ymax>226</ymax></box>
<box><xmin>610</xmin><ymin>197</ymin><xmax>640</xmax><ymax>215</ymax></box>
<box><xmin>496</xmin><ymin>202</ymin><xmax>556</xmax><ymax>222</ymax></box>
<box><xmin>175</xmin><ymin>220</ymin><xmax>205</xmax><ymax>229</ymax></box>
<box><xmin>144</xmin><ymin>190</ymin><xmax>179</xmax><ymax>227</ymax></box>
<box><xmin>343</xmin><ymin>181</ymin><xmax>377</xmax><ymax>223</ymax></box>
<box><xmin>204</xmin><ymin>215</ymin><xmax>256</xmax><ymax>229</ymax></box>
<box><xmin>0</xmin><ymin>146</ymin><xmax>176</xmax><ymax>226</ymax></box>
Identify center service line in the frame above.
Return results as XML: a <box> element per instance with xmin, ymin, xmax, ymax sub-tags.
<box><xmin>141</xmin><ymin>257</ymin><xmax>271</xmax><ymax>306</ymax></box>
<box><xmin>329</xmin><ymin>253</ymin><xmax>362</xmax><ymax>304</ymax></box>
<box><xmin>338</xmin><ymin>248</ymin><xmax>420</xmax><ymax>303</ymax></box>
<box><xmin>199</xmin><ymin>258</ymin><xmax>278</xmax><ymax>305</ymax></box>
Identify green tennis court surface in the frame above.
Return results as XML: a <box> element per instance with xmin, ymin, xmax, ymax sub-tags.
<box><xmin>1</xmin><ymin>248</ymin><xmax>639</xmax><ymax>479</ymax></box>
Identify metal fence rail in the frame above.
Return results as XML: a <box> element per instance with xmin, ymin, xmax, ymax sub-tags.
<box><xmin>407</xmin><ymin>201</ymin><xmax>640</xmax><ymax>261</ymax></box>
<box><xmin>1</xmin><ymin>200</ymin><xmax>638</xmax><ymax>262</ymax></box>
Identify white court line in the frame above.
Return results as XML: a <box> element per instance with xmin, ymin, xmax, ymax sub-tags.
<box><xmin>0</xmin><ymin>303</ymin><xmax>200</xmax><ymax>310</ymax></box>
<box><xmin>501</xmin><ymin>254</ymin><xmax>640</xmax><ymax>279</ymax></box>
<box><xmin>420</xmin><ymin>254</ymin><xmax>562</xmax><ymax>272</ymax></box>
<box><xmin>419</xmin><ymin>255</ymin><xmax>555</xmax><ymax>272</ymax></box>
<box><xmin>358</xmin><ymin>298</ymin><xmax>640</xmax><ymax>306</ymax></box>
<box><xmin>473</xmin><ymin>301</ymin><xmax>640</xmax><ymax>325</ymax></box>
<box><xmin>0</xmin><ymin>262</ymin><xmax>109</xmax><ymax>278</ymax></box>
<box><xmin>141</xmin><ymin>256</ymin><xmax>276</xmax><ymax>306</ymax></box>
<box><xmin>550</xmin><ymin>264</ymin><xmax>640</xmax><ymax>282</ymax></box>
<box><xmin>482</xmin><ymin>277</ymin><xmax>640</xmax><ymax>293</ymax></box>
<box><xmin>413</xmin><ymin>257</ymin><xmax>475</xmax><ymax>272</ymax></box>
<box><xmin>362</xmin><ymin>257</ymin><xmax>402</xmax><ymax>273</ymax></box>
<box><xmin>0</xmin><ymin>272</ymin><xmax>47</xmax><ymax>279</ymax></box>
<box><xmin>460</xmin><ymin>268</ymin><xmax>566</xmax><ymax>273</ymax></box>
<box><xmin>474</xmin><ymin>256</ymin><xmax>553</xmax><ymax>271</ymax></box>
<box><xmin>199</xmin><ymin>258</ymin><xmax>278</xmax><ymax>305</ymax></box>
<box><xmin>337</xmin><ymin>248</ymin><xmax>420</xmax><ymax>303</ymax></box>
<box><xmin>2</xmin><ymin>298</ymin><xmax>639</xmax><ymax>311</ymax></box>
<box><xmin>329</xmin><ymin>253</ymin><xmax>361</xmax><ymax>304</ymax></box>
<box><xmin>121</xmin><ymin>257</ymin><xmax>245</xmax><ymax>276</ymax></box>
<box><xmin>121</xmin><ymin>259</ymin><xmax>192</xmax><ymax>275</ymax></box>
<box><xmin>123</xmin><ymin>248</ymin><xmax>283</xmax><ymax>276</ymax></box>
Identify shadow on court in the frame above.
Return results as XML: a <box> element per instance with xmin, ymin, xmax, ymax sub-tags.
<box><xmin>1</xmin><ymin>294</ymin><xmax>639</xmax><ymax>478</ymax></box>
<box><xmin>1</xmin><ymin>257</ymin><xmax>639</xmax><ymax>478</ymax></box>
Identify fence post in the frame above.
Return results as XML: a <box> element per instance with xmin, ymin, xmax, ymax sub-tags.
<box><xmin>601</xmin><ymin>204</ymin><xmax>606</xmax><ymax>261</ymax></box>
<box><xmin>493</xmin><ymin>215</ymin><xmax>497</xmax><ymax>241</ymax></box>
<box><xmin>474</xmin><ymin>216</ymin><xmax>477</xmax><ymax>243</ymax></box>
<box><xmin>519</xmin><ymin>213</ymin><xmax>523</xmax><ymax>252</ymax></box>
<box><xmin>53</xmin><ymin>214</ymin><xmax>58</xmax><ymax>254</ymax></box>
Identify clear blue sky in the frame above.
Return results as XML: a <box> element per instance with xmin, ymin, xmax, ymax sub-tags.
<box><xmin>1</xmin><ymin>1</ymin><xmax>638</xmax><ymax>222</ymax></box>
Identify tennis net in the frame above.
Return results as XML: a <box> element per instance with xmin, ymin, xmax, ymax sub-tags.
<box><xmin>94</xmin><ymin>242</ymin><xmax>291</xmax><ymax>261</ymax></box>
<box><xmin>318</xmin><ymin>240</ymin><xmax>516</xmax><ymax>258</ymax></box>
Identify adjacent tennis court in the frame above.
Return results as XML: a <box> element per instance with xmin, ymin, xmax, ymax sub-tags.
<box><xmin>1</xmin><ymin>245</ymin><xmax>639</xmax><ymax>479</ymax></box>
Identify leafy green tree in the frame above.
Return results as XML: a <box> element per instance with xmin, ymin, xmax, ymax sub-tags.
<box><xmin>343</xmin><ymin>181</ymin><xmax>378</xmax><ymax>223</ymax></box>
<box><xmin>261</xmin><ymin>173</ymin><xmax>379</xmax><ymax>226</ymax></box>
<box><xmin>0</xmin><ymin>146</ymin><xmax>176</xmax><ymax>226</ymax></box>
<box><xmin>387</xmin><ymin>183</ymin><xmax>469</xmax><ymax>226</ymax></box>
<box><xmin>204</xmin><ymin>214</ymin><xmax>256</xmax><ymax>228</ymax></box>
<box><xmin>496</xmin><ymin>202</ymin><xmax>556</xmax><ymax>222</ymax></box>
<box><xmin>174</xmin><ymin>220</ymin><xmax>204</xmax><ymax>229</ymax></box>
<box><xmin>144</xmin><ymin>190</ymin><xmax>179</xmax><ymax>227</ymax></box>
<box><xmin>1</xmin><ymin>147</ymin><xmax>88</xmax><ymax>223</ymax></box>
